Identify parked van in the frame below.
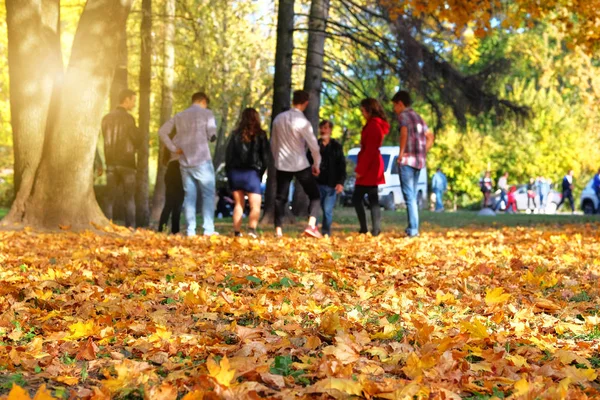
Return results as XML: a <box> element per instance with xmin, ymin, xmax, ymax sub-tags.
<box><xmin>344</xmin><ymin>146</ymin><xmax>428</xmax><ymax>210</ymax></box>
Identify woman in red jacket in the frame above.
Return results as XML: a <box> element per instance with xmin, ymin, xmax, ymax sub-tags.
<box><xmin>353</xmin><ymin>98</ymin><xmax>390</xmax><ymax>236</ymax></box>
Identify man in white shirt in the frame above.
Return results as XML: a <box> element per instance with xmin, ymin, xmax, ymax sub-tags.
<box><xmin>494</xmin><ymin>172</ymin><xmax>509</xmax><ymax>212</ymax></box>
<box><xmin>271</xmin><ymin>90</ymin><xmax>322</xmax><ymax>238</ymax></box>
<box><xmin>159</xmin><ymin>92</ymin><xmax>218</xmax><ymax>236</ymax></box>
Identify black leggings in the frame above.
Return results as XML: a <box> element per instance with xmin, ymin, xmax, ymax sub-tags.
<box><xmin>353</xmin><ymin>185</ymin><xmax>381</xmax><ymax>235</ymax></box>
<box><xmin>159</xmin><ymin>161</ymin><xmax>184</xmax><ymax>234</ymax></box>
<box><xmin>275</xmin><ymin>168</ymin><xmax>320</xmax><ymax>228</ymax></box>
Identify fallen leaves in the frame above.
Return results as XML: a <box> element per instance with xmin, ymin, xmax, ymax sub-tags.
<box><xmin>0</xmin><ymin>225</ymin><xmax>599</xmax><ymax>398</ymax></box>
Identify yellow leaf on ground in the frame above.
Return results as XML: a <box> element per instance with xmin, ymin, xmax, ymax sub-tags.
<box><xmin>7</xmin><ymin>385</ymin><xmax>31</xmax><ymax>400</ymax></box>
<box><xmin>512</xmin><ymin>378</ymin><xmax>530</xmax><ymax>396</ymax></box>
<box><xmin>461</xmin><ymin>319</ymin><xmax>489</xmax><ymax>339</ymax></box>
<box><xmin>485</xmin><ymin>287</ymin><xmax>511</xmax><ymax>305</ymax></box>
<box><xmin>65</xmin><ymin>321</ymin><xmax>96</xmax><ymax>340</ymax></box>
<box><xmin>207</xmin><ymin>355</ymin><xmax>236</xmax><ymax>387</ymax></box>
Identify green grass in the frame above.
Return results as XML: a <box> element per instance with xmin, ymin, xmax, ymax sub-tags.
<box><xmin>214</xmin><ymin>207</ymin><xmax>600</xmax><ymax>236</ymax></box>
<box><xmin>2</xmin><ymin>206</ymin><xmax>598</xmax><ymax>235</ymax></box>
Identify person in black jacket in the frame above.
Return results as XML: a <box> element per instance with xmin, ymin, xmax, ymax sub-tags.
<box><xmin>225</xmin><ymin>108</ymin><xmax>270</xmax><ymax>238</ymax></box>
<box><xmin>309</xmin><ymin>120</ymin><xmax>346</xmax><ymax>236</ymax></box>
<box><xmin>557</xmin><ymin>170</ymin><xmax>575</xmax><ymax>213</ymax></box>
<box><xmin>101</xmin><ymin>89</ymin><xmax>139</xmax><ymax>228</ymax></box>
<box><xmin>158</xmin><ymin>127</ymin><xmax>184</xmax><ymax>234</ymax></box>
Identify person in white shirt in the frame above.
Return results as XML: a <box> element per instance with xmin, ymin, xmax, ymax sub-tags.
<box><xmin>159</xmin><ymin>92</ymin><xmax>218</xmax><ymax>237</ymax></box>
<box><xmin>493</xmin><ymin>172</ymin><xmax>509</xmax><ymax>212</ymax></box>
<box><xmin>271</xmin><ymin>90</ymin><xmax>322</xmax><ymax>238</ymax></box>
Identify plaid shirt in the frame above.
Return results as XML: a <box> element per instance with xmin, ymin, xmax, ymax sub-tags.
<box><xmin>399</xmin><ymin>108</ymin><xmax>428</xmax><ymax>169</ymax></box>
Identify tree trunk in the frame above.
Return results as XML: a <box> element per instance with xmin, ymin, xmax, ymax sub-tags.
<box><xmin>10</xmin><ymin>0</ymin><xmax>134</xmax><ymax>229</ymax></box>
<box><xmin>137</xmin><ymin>0</ymin><xmax>152</xmax><ymax>227</ymax></box>
<box><xmin>213</xmin><ymin>3</ymin><xmax>230</xmax><ymax>171</ymax></box>
<box><xmin>104</xmin><ymin>27</ymin><xmax>128</xmax><ymax>223</ymax></box>
<box><xmin>110</xmin><ymin>27</ymin><xmax>129</xmax><ymax>110</ymax></box>
<box><xmin>262</xmin><ymin>0</ymin><xmax>295</xmax><ymax>223</ymax></box>
<box><xmin>150</xmin><ymin>0</ymin><xmax>176</xmax><ymax>224</ymax></box>
<box><xmin>292</xmin><ymin>0</ymin><xmax>330</xmax><ymax>217</ymax></box>
<box><xmin>303</xmin><ymin>0</ymin><xmax>329</xmax><ymax>133</ymax></box>
<box><xmin>3</xmin><ymin>0</ymin><xmax>62</xmax><ymax>224</ymax></box>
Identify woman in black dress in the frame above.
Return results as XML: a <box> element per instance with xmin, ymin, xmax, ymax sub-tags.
<box><xmin>225</xmin><ymin>108</ymin><xmax>270</xmax><ymax>238</ymax></box>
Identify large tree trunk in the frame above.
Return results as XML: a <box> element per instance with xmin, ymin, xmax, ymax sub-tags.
<box><xmin>137</xmin><ymin>0</ymin><xmax>152</xmax><ymax>227</ymax></box>
<box><xmin>104</xmin><ymin>29</ymin><xmax>128</xmax><ymax>223</ymax></box>
<box><xmin>303</xmin><ymin>0</ymin><xmax>329</xmax><ymax>133</ymax></box>
<box><xmin>10</xmin><ymin>0</ymin><xmax>134</xmax><ymax>229</ymax></box>
<box><xmin>213</xmin><ymin>4</ymin><xmax>230</xmax><ymax>171</ymax></box>
<box><xmin>3</xmin><ymin>0</ymin><xmax>62</xmax><ymax>224</ymax></box>
<box><xmin>110</xmin><ymin>28</ymin><xmax>129</xmax><ymax>110</ymax></box>
<box><xmin>292</xmin><ymin>0</ymin><xmax>330</xmax><ymax>217</ymax></box>
<box><xmin>262</xmin><ymin>0</ymin><xmax>295</xmax><ymax>224</ymax></box>
<box><xmin>150</xmin><ymin>0</ymin><xmax>176</xmax><ymax>224</ymax></box>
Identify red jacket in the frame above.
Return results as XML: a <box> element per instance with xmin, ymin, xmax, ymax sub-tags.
<box><xmin>355</xmin><ymin>117</ymin><xmax>390</xmax><ymax>186</ymax></box>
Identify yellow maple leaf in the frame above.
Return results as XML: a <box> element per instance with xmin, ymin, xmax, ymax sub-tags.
<box><xmin>461</xmin><ymin>319</ymin><xmax>489</xmax><ymax>339</ymax></box>
<box><xmin>512</xmin><ymin>378</ymin><xmax>530</xmax><ymax>396</ymax></box>
<box><xmin>207</xmin><ymin>355</ymin><xmax>236</xmax><ymax>387</ymax></box>
<box><xmin>7</xmin><ymin>385</ymin><xmax>31</xmax><ymax>400</ymax></box>
<box><xmin>318</xmin><ymin>378</ymin><xmax>363</xmax><ymax>396</ymax></box>
<box><xmin>485</xmin><ymin>287</ymin><xmax>511</xmax><ymax>306</ymax></box>
<box><xmin>65</xmin><ymin>321</ymin><xmax>96</xmax><ymax>340</ymax></box>
<box><xmin>32</xmin><ymin>385</ymin><xmax>55</xmax><ymax>400</ymax></box>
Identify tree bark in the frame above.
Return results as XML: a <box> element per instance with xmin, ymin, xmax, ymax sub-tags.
<box><xmin>213</xmin><ymin>4</ymin><xmax>230</xmax><ymax>171</ymax></box>
<box><xmin>110</xmin><ymin>27</ymin><xmax>129</xmax><ymax>110</ymax></box>
<box><xmin>262</xmin><ymin>0</ymin><xmax>295</xmax><ymax>223</ymax></box>
<box><xmin>292</xmin><ymin>0</ymin><xmax>330</xmax><ymax>217</ymax></box>
<box><xmin>137</xmin><ymin>0</ymin><xmax>152</xmax><ymax>227</ymax></box>
<box><xmin>150</xmin><ymin>0</ymin><xmax>176</xmax><ymax>224</ymax></box>
<box><xmin>12</xmin><ymin>0</ymin><xmax>134</xmax><ymax>229</ymax></box>
<box><xmin>303</xmin><ymin>0</ymin><xmax>329</xmax><ymax>134</ymax></box>
<box><xmin>4</xmin><ymin>0</ymin><xmax>62</xmax><ymax>224</ymax></box>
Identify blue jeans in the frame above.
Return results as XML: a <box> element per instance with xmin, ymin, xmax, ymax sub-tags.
<box><xmin>434</xmin><ymin>189</ymin><xmax>444</xmax><ymax>211</ymax></box>
<box><xmin>400</xmin><ymin>165</ymin><xmax>420</xmax><ymax>237</ymax></box>
<box><xmin>319</xmin><ymin>185</ymin><xmax>337</xmax><ymax>235</ymax></box>
<box><xmin>494</xmin><ymin>190</ymin><xmax>507</xmax><ymax>211</ymax></box>
<box><xmin>181</xmin><ymin>161</ymin><xmax>216</xmax><ymax>236</ymax></box>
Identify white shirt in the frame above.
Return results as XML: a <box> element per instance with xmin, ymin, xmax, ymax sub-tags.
<box><xmin>498</xmin><ymin>176</ymin><xmax>508</xmax><ymax>191</ymax></box>
<box><xmin>159</xmin><ymin>104</ymin><xmax>217</xmax><ymax>168</ymax></box>
<box><xmin>271</xmin><ymin>108</ymin><xmax>321</xmax><ymax>172</ymax></box>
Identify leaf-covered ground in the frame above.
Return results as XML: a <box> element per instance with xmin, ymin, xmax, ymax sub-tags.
<box><xmin>0</xmin><ymin>225</ymin><xmax>599</xmax><ymax>399</ymax></box>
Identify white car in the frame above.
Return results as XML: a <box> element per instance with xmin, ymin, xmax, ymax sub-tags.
<box><xmin>490</xmin><ymin>184</ymin><xmax>561</xmax><ymax>213</ymax></box>
<box><xmin>345</xmin><ymin>146</ymin><xmax>428</xmax><ymax>210</ymax></box>
<box><xmin>581</xmin><ymin>179</ymin><xmax>599</xmax><ymax>214</ymax></box>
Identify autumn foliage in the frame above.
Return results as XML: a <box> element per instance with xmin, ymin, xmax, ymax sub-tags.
<box><xmin>0</xmin><ymin>225</ymin><xmax>599</xmax><ymax>398</ymax></box>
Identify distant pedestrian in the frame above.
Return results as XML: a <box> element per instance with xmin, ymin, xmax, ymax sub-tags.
<box><xmin>271</xmin><ymin>90</ymin><xmax>322</xmax><ymax>238</ymax></box>
<box><xmin>101</xmin><ymin>89</ymin><xmax>139</xmax><ymax>228</ymax></box>
<box><xmin>354</xmin><ymin>98</ymin><xmax>390</xmax><ymax>236</ymax></box>
<box><xmin>309</xmin><ymin>120</ymin><xmax>346</xmax><ymax>236</ymax></box>
<box><xmin>506</xmin><ymin>186</ymin><xmax>518</xmax><ymax>213</ymax></box>
<box><xmin>225</xmin><ymin>108</ymin><xmax>270</xmax><ymax>238</ymax></box>
<box><xmin>479</xmin><ymin>171</ymin><xmax>493</xmax><ymax>208</ymax></box>
<box><xmin>593</xmin><ymin>168</ymin><xmax>600</xmax><ymax>203</ymax></box>
<box><xmin>158</xmin><ymin>129</ymin><xmax>184</xmax><ymax>234</ymax></box>
<box><xmin>526</xmin><ymin>177</ymin><xmax>537</xmax><ymax>211</ymax></box>
<box><xmin>392</xmin><ymin>91</ymin><xmax>434</xmax><ymax>238</ymax></box>
<box><xmin>557</xmin><ymin>170</ymin><xmax>575</xmax><ymax>213</ymax></box>
<box><xmin>494</xmin><ymin>172</ymin><xmax>509</xmax><ymax>211</ymax></box>
<box><xmin>159</xmin><ymin>92</ymin><xmax>218</xmax><ymax>237</ymax></box>
<box><xmin>431</xmin><ymin>168</ymin><xmax>447</xmax><ymax>212</ymax></box>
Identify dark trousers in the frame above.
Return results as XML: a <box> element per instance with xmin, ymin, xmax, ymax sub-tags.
<box><xmin>105</xmin><ymin>166</ymin><xmax>136</xmax><ymax>228</ymax></box>
<box><xmin>275</xmin><ymin>168</ymin><xmax>320</xmax><ymax>228</ymax></box>
<box><xmin>353</xmin><ymin>185</ymin><xmax>381</xmax><ymax>235</ymax></box>
<box><xmin>159</xmin><ymin>161</ymin><xmax>184</xmax><ymax>234</ymax></box>
<box><xmin>558</xmin><ymin>190</ymin><xmax>575</xmax><ymax>212</ymax></box>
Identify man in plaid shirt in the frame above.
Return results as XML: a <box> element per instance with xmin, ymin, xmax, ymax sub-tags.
<box><xmin>392</xmin><ymin>91</ymin><xmax>434</xmax><ymax>237</ymax></box>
